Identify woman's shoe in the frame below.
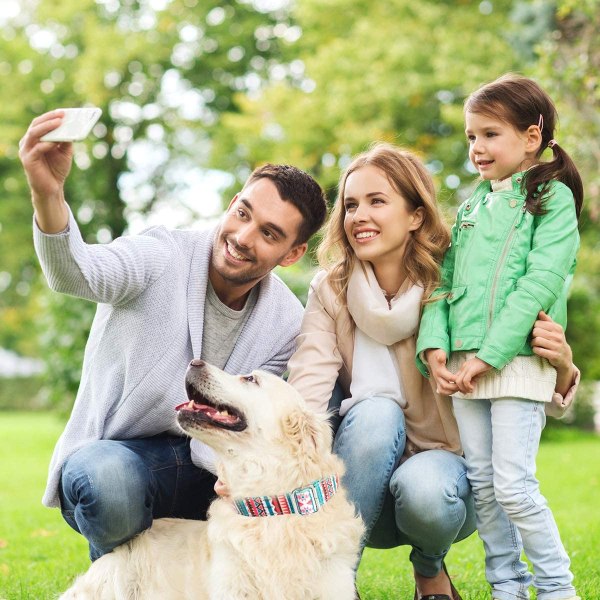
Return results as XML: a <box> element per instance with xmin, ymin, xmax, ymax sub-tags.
<box><xmin>413</xmin><ymin>562</ymin><xmax>462</xmax><ymax>600</ymax></box>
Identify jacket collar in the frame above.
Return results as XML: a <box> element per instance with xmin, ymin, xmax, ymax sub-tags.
<box><xmin>476</xmin><ymin>171</ymin><xmax>528</xmax><ymax>195</ymax></box>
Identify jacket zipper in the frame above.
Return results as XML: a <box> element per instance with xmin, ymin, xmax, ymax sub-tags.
<box><xmin>456</xmin><ymin>221</ymin><xmax>475</xmax><ymax>275</ymax></box>
<box><xmin>487</xmin><ymin>206</ymin><xmax>525</xmax><ymax>326</ymax></box>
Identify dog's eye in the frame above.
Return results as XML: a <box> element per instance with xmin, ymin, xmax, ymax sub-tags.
<box><xmin>242</xmin><ymin>374</ymin><xmax>258</xmax><ymax>384</ymax></box>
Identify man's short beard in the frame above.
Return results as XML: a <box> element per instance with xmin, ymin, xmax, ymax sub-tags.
<box><xmin>210</xmin><ymin>248</ymin><xmax>266</xmax><ymax>287</ymax></box>
<box><xmin>213</xmin><ymin>265</ymin><xmax>264</xmax><ymax>286</ymax></box>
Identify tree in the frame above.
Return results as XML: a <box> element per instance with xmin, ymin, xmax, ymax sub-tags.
<box><xmin>209</xmin><ymin>0</ymin><xmax>519</xmax><ymax>200</ymax></box>
<box><xmin>2</xmin><ymin>0</ymin><xmax>597</xmax><ymax>411</ymax></box>
<box><xmin>0</xmin><ymin>0</ymin><xmax>298</xmax><ymax>405</ymax></box>
<box><xmin>532</xmin><ymin>0</ymin><xmax>600</xmax><ymax>379</ymax></box>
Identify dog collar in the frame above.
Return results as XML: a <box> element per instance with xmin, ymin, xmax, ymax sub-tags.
<box><xmin>234</xmin><ymin>474</ymin><xmax>339</xmax><ymax>517</ymax></box>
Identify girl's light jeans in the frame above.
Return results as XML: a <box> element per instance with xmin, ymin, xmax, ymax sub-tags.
<box><xmin>333</xmin><ymin>396</ymin><xmax>476</xmax><ymax>577</ymax></box>
<box><xmin>453</xmin><ymin>397</ymin><xmax>576</xmax><ymax>600</ymax></box>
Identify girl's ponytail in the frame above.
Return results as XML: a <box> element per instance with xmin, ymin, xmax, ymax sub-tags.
<box><xmin>525</xmin><ymin>140</ymin><xmax>584</xmax><ymax>219</ymax></box>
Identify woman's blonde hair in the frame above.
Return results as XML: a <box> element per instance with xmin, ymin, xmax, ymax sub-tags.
<box><xmin>317</xmin><ymin>142</ymin><xmax>450</xmax><ymax>304</ymax></box>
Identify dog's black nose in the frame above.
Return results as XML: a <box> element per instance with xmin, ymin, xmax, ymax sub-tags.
<box><xmin>189</xmin><ymin>359</ymin><xmax>206</xmax><ymax>369</ymax></box>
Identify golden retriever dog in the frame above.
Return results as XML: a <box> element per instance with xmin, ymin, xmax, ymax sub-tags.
<box><xmin>60</xmin><ymin>360</ymin><xmax>364</xmax><ymax>599</ymax></box>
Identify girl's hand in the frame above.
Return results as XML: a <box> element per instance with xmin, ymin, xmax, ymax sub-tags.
<box><xmin>454</xmin><ymin>357</ymin><xmax>492</xmax><ymax>394</ymax></box>
<box><xmin>424</xmin><ymin>348</ymin><xmax>459</xmax><ymax>395</ymax></box>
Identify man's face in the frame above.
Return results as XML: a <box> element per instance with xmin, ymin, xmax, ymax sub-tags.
<box><xmin>211</xmin><ymin>178</ymin><xmax>307</xmax><ymax>289</ymax></box>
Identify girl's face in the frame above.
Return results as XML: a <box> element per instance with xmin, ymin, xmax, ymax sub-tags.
<box><xmin>465</xmin><ymin>111</ymin><xmax>536</xmax><ymax>181</ymax></box>
<box><xmin>343</xmin><ymin>165</ymin><xmax>423</xmax><ymax>270</ymax></box>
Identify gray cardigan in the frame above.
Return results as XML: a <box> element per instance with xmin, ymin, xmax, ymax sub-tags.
<box><xmin>34</xmin><ymin>212</ymin><xmax>304</xmax><ymax>507</ymax></box>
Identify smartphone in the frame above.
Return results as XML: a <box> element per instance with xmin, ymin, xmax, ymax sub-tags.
<box><xmin>40</xmin><ymin>107</ymin><xmax>102</xmax><ymax>142</ymax></box>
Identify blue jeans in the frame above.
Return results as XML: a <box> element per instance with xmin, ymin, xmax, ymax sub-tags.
<box><xmin>332</xmin><ymin>396</ymin><xmax>476</xmax><ymax>577</ymax></box>
<box><xmin>453</xmin><ymin>397</ymin><xmax>576</xmax><ymax>600</ymax></box>
<box><xmin>59</xmin><ymin>435</ymin><xmax>217</xmax><ymax>561</ymax></box>
<box><xmin>334</xmin><ymin>397</ymin><xmax>407</xmax><ymax>544</ymax></box>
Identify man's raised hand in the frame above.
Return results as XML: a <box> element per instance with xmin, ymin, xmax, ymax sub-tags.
<box><xmin>19</xmin><ymin>110</ymin><xmax>73</xmax><ymax>233</ymax></box>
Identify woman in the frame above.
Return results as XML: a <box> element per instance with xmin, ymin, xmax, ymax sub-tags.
<box><xmin>286</xmin><ymin>142</ymin><xmax>579</xmax><ymax>599</ymax></box>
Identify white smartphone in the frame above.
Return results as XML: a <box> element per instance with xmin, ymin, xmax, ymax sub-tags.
<box><xmin>40</xmin><ymin>107</ymin><xmax>102</xmax><ymax>142</ymax></box>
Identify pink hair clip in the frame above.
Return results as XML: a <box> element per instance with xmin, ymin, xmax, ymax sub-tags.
<box><xmin>547</xmin><ymin>139</ymin><xmax>557</xmax><ymax>149</ymax></box>
<box><xmin>538</xmin><ymin>114</ymin><xmax>544</xmax><ymax>131</ymax></box>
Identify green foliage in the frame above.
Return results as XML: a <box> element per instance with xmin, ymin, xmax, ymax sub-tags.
<box><xmin>0</xmin><ymin>376</ymin><xmax>45</xmax><ymax>411</ymax></box>
<box><xmin>568</xmin><ymin>276</ymin><xmax>600</xmax><ymax>381</ymax></box>
<box><xmin>1</xmin><ymin>0</ymin><xmax>599</xmax><ymax>413</ymax></box>
<box><xmin>36</xmin><ymin>290</ymin><xmax>97</xmax><ymax>415</ymax></box>
<box><xmin>211</xmin><ymin>0</ymin><xmax>520</xmax><ymax>198</ymax></box>
<box><xmin>530</xmin><ymin>1</ymin><xmax>600</xmax><ymax>379</ymax></box>
<box><xmin>0</xmin><ymin>0</ymin><xmax>297</xmax><ymax>406</ymax></box>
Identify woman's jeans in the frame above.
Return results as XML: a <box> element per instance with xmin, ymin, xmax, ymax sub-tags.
<box><xmin>59</xmin><ymin>434</ymin><xmax>217</xmax><ymax>561</ymax></box>
<box><xmin>333</xmin><ymin>396</ymin><xmax>476</xmax><ymax>577</ymax></box>
<box><xmin>453</xmin><ymin>397</ymin><xmax>576</xmax><ymax>600</ymax></box>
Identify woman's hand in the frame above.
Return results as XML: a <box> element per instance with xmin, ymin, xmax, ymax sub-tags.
<box><xmin>532</xmin><ymin>311</ymin><xmax>576</xmax><ymax>396</ymax></box>
<box><xmin>424</xmin><ymin>348</ymin><xmax>459</xmax><ymax>395</ymax></box>
<box><xmin>531</xmin><ymin>311</ymin><xmax>572</xmax><ymax>371</ymax></box>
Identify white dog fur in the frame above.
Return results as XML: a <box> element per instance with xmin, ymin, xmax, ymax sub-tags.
<box><xmin>60</xmin><ymin>360</ymin><xmax>364</xmax><ymax>599</ymax></box>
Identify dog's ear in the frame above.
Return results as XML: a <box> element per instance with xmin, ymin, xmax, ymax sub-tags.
<box><xmin>282</xmin><ymin>408</ymin><xmax>331</xmax><ymax>459</ymax></box>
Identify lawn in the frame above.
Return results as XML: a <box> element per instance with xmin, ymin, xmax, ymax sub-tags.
<box><xmin>0</xmin><ymin>412</ymin><xmax>598</xmax><ymax>599</ymax></box>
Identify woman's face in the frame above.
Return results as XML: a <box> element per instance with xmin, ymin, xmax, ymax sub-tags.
<box><xmin>343</xmin><ymin>165</ymin><xmax>422</xmax><ymax>269</ymax></box>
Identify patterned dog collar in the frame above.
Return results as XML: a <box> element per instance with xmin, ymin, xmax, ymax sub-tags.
<box><xmin>234</xmin><ymin>474</ymin><xmax>339</xmax><ymax>517</ymax></box>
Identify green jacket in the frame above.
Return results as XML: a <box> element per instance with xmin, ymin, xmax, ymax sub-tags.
<box><xmin>416</xmin><ymin>173</ymin><xmax>579</xmax><ymax>376</ymax></box>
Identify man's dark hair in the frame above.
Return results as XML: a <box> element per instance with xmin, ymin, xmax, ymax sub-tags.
<box><xmin>246</xmin><ymin>164</ymin><xmax>327</xmax><ymax>244</ymax></box>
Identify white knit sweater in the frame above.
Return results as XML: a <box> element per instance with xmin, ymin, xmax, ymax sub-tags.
<box><xmin>34</xmin><ymin>212</ymin><xmax>304</xmax><ymax>507</ymax></box>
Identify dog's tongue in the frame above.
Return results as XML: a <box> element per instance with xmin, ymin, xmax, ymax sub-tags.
<box><xmin>175</xmin><ymin>400</ymin><xmax>239</xmax><ymax>425</ymax></box>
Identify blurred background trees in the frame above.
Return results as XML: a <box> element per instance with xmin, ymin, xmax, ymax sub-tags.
<box><xmin>0</xmin><ymin>0</ymin><xmax>598</xmax><ymax>418</ymax></box>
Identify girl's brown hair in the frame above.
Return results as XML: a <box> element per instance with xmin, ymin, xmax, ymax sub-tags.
<box><xmin>465</xmin><ymin>73</ymin><xmax>583</xmax><ymax>218</ymax></box>
<box><xmin>317</xmin><ymin>143</ymin><xmax>450</xmax><ymax>304</ymax></box>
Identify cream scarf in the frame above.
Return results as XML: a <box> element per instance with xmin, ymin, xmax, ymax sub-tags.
<box><xmin>341</xmin><ymin>262</ymin><xmax>424</xmax><ymax>416</ymax></box>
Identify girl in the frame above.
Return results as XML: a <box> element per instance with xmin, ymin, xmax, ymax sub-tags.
<box><xmin>287</xmin><ymin>143</ymin><xmax>470</xmax><ymax>599</ymax></box>
<box><xmin>417</xmin><ymin>74</ymin><xmax>582</xmax><ymax>600</ymax></box>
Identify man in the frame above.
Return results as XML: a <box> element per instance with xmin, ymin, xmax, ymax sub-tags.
<box><xmin>19</xmin><ymin>109</ymin><xmax>327</xmax><ymax>560</ymax></box>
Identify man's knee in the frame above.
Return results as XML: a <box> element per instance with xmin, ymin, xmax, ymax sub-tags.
<box><xmin>61</xmin><ymin>441</ymin><xmax>153</xmax><ymax>514</ymax></box>
<box><xmin>61</xmin><ymin>441</ymin><xmax>155</xmax><ymax>558</ymax></box>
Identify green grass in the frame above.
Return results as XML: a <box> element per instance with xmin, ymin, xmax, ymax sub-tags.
<box><xmin>0</xmin><ymin>412</ymin><xmax>88</xmax><ymax>599</ymax></box>
<box><xmin>0</xmin><ymin>412</ymin><xmax>598</xmax><ymax>599</ymax></box>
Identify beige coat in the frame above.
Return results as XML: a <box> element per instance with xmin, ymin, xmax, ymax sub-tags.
<box><xmin>287</xmin><ymin>271</ymin><xmax>462</xmax><ymax>457</ymax></box>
